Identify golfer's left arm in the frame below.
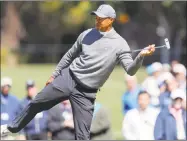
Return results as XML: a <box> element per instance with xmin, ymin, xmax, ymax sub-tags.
<box><xmin>118</xmin><ymin>41</ymin><xmax>155</xmax><ymax>76</ymax></box>
<box><xmin>118</xmin><ymin>51</ymin><xmax>144</xmax><ymax>76</ymax></box>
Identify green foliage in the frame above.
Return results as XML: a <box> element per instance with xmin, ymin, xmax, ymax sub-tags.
<box><xmin>162</xmin><ymin>0</ymin><xmax>173</xmax><ymax>8</ymax></box>
<box><xmin>1</xmin><ymin>48</ymin><xmax>8</xmax><ymax>65</ymax></box>
<box><xmin>62</xmin><ymin>1</ymin><xmax>91</xmax><ymax>27</ymax></box>
<box><xmin>5</xmin><ymin>1</ymin><xmax>185</xmax><ymax>64</ymax></box>
<box><xmin>39</xmin><ymin>1</ymin><xmax>63</xmax><ymax>13</ymax></box>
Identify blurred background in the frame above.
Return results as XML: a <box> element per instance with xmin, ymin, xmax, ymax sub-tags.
<box><xmin>1</xmin><ymin>1</ymin><xmax>186</xmax><ymax>140</ymax></box>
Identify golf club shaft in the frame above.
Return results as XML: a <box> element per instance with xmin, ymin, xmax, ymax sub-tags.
<box><xmin>154</xmin><ymin>45</ymin><xmax>166</xmax><ymax>49</ymax></box>
<box><xmin>119</xmin><ymin>45</ymin><xmax>166</xmax><ymax>54</ymax></box>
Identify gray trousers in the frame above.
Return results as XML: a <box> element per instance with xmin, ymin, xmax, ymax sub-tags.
<box><xmin>8</xmin><ymin>68</ymin><xmax>97</xmax><ymax>140</ymax></box>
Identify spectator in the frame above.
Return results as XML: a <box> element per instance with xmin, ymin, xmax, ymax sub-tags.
<box><xmin>90</xmin><ymin>102</ymin><xmax>113</xmax><ymax>140</ymax></box>
<box><xmin>171</xmin><ymin>60</ymin><xmax>179</xmax><ymax>73</ymax></box>
<box><xmin>47</xmin><ymin>100</ymin><xmax>75</xmax><ymax>140</ymax></box>
<box><xmin>17</xmin><ymin>80</ymin><xmax>48</xmax><ymax>140</ymax></box>
<box><xmin>154</xmin><ymin>89</ymin><xmax>186</xmax><ymax>140</ymax></box>
<box><xmin>122</xmin><ymin>91</ymin><xmax>159</xmax><ymax>140</ymax></box>
<box><xmin>146</xmin><ymin>64</ymin><xmax>154</xmax><ymax>76</ymax></box>
<box><xmin>1</xmin><ymin>77</ymin><xmax>20</xmax><ymax>140</ymax></box>
<box><xmin>159</xmin><ymin>76</ymin><xmax>178</xmax><ymax>109</ymax></box>
<box><xmin>172</xmin><ymin>63</ymin><xmax>186</xmax><ymax>91</ymax></box>
<box><xmin>122</xmin><ymin>75</ymin><xmax>141</xmax><ymax>114</ymax></box>
<box><xmin>162</xmin><ymin>63</ymin><xmax>171</xmax><ymax>72</ymax></box>
<box><xmin>182</xmin><ymin>95</ymin><xmax>186</xmax><ymax>111</ymax></box>
<box><xmin>157</xmin><ymin>71</ymin><xmax>174</xmax><ymax>93</ymax></box>
<box><xmin>142</xmin><ymin>62</ymin><xmax>163</xmax><ymax>108</ymax></box>
<box><xmin>151</xmin><ymin>62</ymin><xmax>163</xmax><ymax>81</ymax></box>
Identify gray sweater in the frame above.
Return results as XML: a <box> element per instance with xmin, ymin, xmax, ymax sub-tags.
<box><xmin>52</xmin><ymin>28</ymin><xmax>144</xmax><ymax>89</ymax></box>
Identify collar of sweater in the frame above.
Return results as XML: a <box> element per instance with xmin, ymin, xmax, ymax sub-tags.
<box><xmin>97</xmin><ymin>27</ymin><xmax>118</xmax><ymax>39</ymax></box>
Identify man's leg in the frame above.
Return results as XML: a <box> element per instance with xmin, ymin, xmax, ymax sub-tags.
<box><xmin>8</xmin><ymin>83</ymin><xmax>69</xmax><ymax>133</ymax></box>
<box><xmin>69</xmin><ymin>87</ymin><xmax>96</xmax><ymax>140</ymax></box>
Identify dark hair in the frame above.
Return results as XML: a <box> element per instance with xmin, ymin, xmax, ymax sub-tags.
<box><xmin>138</xmin><ymin>90</ymin><xmax>151</xmax><ymax>98</ymax></box>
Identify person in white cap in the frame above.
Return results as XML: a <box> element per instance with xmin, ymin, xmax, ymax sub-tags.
<box><xmin>1</xmin><ymin>4</ymin><xmax>156</xmax><ymax>140</ymax></box>
<box><xmin>154</xmin><ymin>89</ymin><xmax>186</xmax><ymax>140</ymax></box>
<box><xmin>172</xmin><ymin>63</ymin><xmax>186</xmax><ymax>91</ymax></box>
<box><xmin>1</xmin><ymin>77</ymin><xmax>12</xmax><ymax>88</ymax></box>
<box><xmin>1</xmin><ymin>77</ymin><xmax>20</xmax><ymax>140</ymax></box>
<box><xmin>142</xmin><ymin>62</ymin><xmax>163</xmax><ymax>108</ymax></box>
<box><xmin>151</xmin><ymin>62</ymin><xmax>163</xmax><ymax>81</ymax></box>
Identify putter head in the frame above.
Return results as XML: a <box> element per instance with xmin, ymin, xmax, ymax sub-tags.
<box><xmin>164</xmin><ymin>38</ymin><xmax>170</xmax><ymax>50</ymax></box>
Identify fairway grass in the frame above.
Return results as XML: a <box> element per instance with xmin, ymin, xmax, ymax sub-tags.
<box><xmin>1</xmin><ymin>64</ymin><xmax>147</xmax><ymax>140</ymax></box>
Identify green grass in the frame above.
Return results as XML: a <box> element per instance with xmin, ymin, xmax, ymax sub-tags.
<box><xmin>1</xmin><ymin>64</ymin><xmax>147</xmax><ymax>140</ymax></box>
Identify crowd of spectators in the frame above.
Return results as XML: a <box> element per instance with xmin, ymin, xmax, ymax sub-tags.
<box><xmin>122</xmin><ymin>60</ymin><xmax>186</xmax><ymax>140</ymax></box>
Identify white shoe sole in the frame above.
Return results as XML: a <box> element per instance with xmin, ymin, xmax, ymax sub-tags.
<box><xmin>1</xmin><ymin>125</ymin><xmax>11</xmax><ymax>137</ymax></box>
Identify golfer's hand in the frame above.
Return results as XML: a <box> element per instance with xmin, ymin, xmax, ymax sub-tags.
<box><xmin>140</xmin><ymin>44</ymin><xmax>155</xmax><ymax>57</ymax></box>
<box><xmin>46</xmin><ymin>76</ymin><xmax>54</xmax><ymax>86</ymax></box>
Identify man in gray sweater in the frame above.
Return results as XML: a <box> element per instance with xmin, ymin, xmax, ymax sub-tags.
<box><xmin>1</xmin><ymin>4</ymin><xmax>155</xmax><ymax>140</ymax></box>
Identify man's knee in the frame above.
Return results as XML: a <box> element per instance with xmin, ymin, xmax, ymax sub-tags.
<box><xmin>30</xmin><ymin>97</ymin><xmax>58</xmax><ymax>111</ymax></box>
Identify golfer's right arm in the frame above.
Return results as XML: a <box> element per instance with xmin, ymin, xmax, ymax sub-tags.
<box><xmin>119</xmin><ymin>52</ymin><xmax>144</xmax><ymax>76</ymax></box>
<box><xmin>51</xmin><ymin>33</ymin><xmax>83</xmax><ymax>78</ymax></box>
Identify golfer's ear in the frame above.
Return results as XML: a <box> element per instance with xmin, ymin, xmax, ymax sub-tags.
<box><xmin>110</xmin><ymin>18</ymin><xmax>115</xmax><ymax>23</ymax></box>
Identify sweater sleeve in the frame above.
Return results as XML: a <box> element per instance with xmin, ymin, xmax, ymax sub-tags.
<box><xmin>51</xmin><ymin>32</ymin><xmax>84</xmax><ymax>78</ymax></box>
<box><xmin>118</xmin><ymin>40</ymin><xmax>144</xmax><ymax>76</ymax></box>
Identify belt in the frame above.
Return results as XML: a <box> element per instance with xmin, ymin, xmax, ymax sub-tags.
<box><xmin>69</xmin><ymin>68</ymin><xmax>98</xmax><ymax>93</ymax></box>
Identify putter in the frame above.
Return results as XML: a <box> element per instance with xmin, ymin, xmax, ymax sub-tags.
<box><xmin>118</xmin><ymin>38</ymin><xmax>170</xmax><ymax>55</ymax></box>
